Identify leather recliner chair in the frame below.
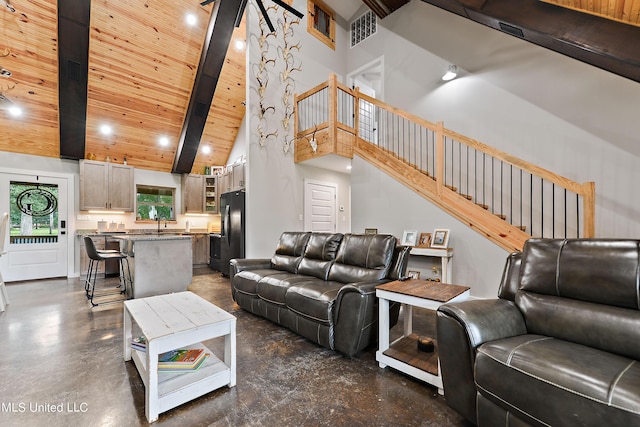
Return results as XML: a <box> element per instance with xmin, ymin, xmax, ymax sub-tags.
<box><xmin>437</xmin><ymin>238</ymin><xmax>640</xmax><ymax>426</ymax></box>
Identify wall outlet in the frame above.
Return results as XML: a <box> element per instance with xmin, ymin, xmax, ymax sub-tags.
<box><xmin>77</xmin><ymin>214</ymin><xmax>90</xmax><ymax>221</ymax></box>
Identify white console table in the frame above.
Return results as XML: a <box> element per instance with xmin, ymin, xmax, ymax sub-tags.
<box><xmin>409</xmin><ymin>247</ymin><xmax>453</xmax><ymax>283</ymax></box>
<box><xmin>123</xmin><ymin>291</ymin><xmax>236</xmax><ymax>422</ymax></box>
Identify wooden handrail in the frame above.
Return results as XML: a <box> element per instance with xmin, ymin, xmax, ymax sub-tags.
<box><xmin>295</xmin><ymin>75</ymin><xmax>596</xmax><ymax>247</ymax></box>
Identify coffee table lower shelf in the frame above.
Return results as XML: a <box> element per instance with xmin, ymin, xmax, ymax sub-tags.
<box><xmin>377</xmin><ymin>333</ymin><xmax>442</xmax><ymax>393</ymax></box>
<box><xmin>131</xmin><ymin>343</ymin><xmax>232</xmax><ymax>409</ymax></box>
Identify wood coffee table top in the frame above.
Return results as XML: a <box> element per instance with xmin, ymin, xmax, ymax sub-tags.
<box><xmin>376</xmin><ymin>279</ymin><xmax>470</xmax><ymax>303</ymax></box>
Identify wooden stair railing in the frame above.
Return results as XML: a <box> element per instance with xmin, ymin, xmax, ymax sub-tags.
<box><xmin>295</xmin><ymin>74</ymin><xmax>596</xmax><ymax>252</ymax></box>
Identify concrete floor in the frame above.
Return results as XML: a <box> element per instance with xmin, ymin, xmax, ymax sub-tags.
<box><xmin>0</xmin><ymin>269</ymin><xmax>470</xmax><ymax>427</ymax></box>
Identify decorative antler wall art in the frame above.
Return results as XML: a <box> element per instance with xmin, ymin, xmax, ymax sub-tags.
<box><xmin>249</xmin><ymin>1</ymin><xmax>302</xmax><ymax>155</ymax></box>
<box><xmin>277</xmin><ymin>10</ymin><xmax>301</xmax><ymax>154</ymax></box>
<box><xmin>250</xmin><ymin>2</ymin><xmax>278</xmax><ymax>148</ymax></box>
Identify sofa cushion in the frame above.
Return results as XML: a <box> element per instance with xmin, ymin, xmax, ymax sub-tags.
<box><xmin>297</xmin><ymin>233</ymin><xmax>343</xmax><ymax>280</ymax></box>
<box><xmin>328</xmin><ymin>233</ymin><xmax>396</xmax><ymax>283</ymax></box>
<box><xmin>233</xmin><ymin>269</ymin><xmax>282</xmax><ymax>296</ymax></box>
<box><xmin>256</xmin><ymin>273</ymin><xmax>312</xmax><ymax>305</ymax></box>
<box><xmin>271</xmin><ymin>232</ymin><xmax>311</xmax><ymax>273</ymax></box>
<box><xmin>285</xmin><ymin>280</ymin><xmax>344</xmax><ymax>323</ymax></box>
<box><xmin>476</xmin><ymin>334</ymin><xmax>640</xmax><ymax>426</ymax></box>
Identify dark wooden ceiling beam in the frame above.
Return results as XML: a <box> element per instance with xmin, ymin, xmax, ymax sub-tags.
<box><xmin>58</xmin><ymin>0</ymin><xmax>91</xmax><ymax>160</ymax></box>
<box><xmin>172</xmin><ymin>0</ymin><xmax>247</xmax><ymax>174</ymax></box>
<box><xmin>420</xmin><ymin>0</ymin><xmax>640</xmax><ymax>83</ymax></box>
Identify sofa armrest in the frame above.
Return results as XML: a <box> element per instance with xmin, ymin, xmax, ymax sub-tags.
<box><xmin>436</xmin><ymin>299</ymin><xmax>526</xmax><ymax>424</ymax></box>
<box><xmin>229</xmin><ymin>258</ymin><xmax>272</xmax><ymax>277</ymax></box>
<box><xmin>330</xmin><ymin>281</ymin><xmax>390</xmax><ymax>356</ymax></box>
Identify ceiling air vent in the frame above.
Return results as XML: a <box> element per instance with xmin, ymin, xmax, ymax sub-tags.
<box><xmin>351</xmin><ymin>10</ymin><xmax>377</xmax><ymax>48</ymax></box>
<box><xmin>499</xmin><ymin>22</ymin><xmax>524</xmax><ymax>38</ymax></box>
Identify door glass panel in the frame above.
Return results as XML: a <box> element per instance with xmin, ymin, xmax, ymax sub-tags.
<box><xmin>9</xmin><ymin>181</ymin><xmax>59</xmax><ymax>244</ymax></box>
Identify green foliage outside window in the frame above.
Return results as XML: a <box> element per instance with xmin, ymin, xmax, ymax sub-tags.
<box><xmin>136</xmin><ymin>185</ymin><xmax>175</xmax><ymax>220</ymax></box>
<box><xmin>9</xmin><ymin>182</ymin><xmax>59</xmax><ymax>236</ymax></box>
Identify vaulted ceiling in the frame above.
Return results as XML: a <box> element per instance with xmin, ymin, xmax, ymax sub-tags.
<box><xmin>1</xmin><ymin>0</ymin><xmax>246</xmax><ymax>174</ymax></box>
<box><xmin>1</xmin><ymin>0</ymin><xmax>639</xmax><ymax>175</ymax></box>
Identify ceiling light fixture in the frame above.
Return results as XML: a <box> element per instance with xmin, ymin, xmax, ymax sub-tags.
<box><xmin>234</xmin><ymin>39</ymin><xmax>246</xmax><ymax>51</ymax></box>
<box><xmin>99</xmin><ymin>124</ymin><xmax>112</xmax><ymax>135</ymax></box>
<box><xmin>442</xmin><ymin>64</ymin><xmax>458</xmax><ymax>81</ymax></box>
<box><xmin>8</xmin><ymin>105</ymin><xmax>21</xmax><ymax>117</ymax></box>
<box><xmin>201</xmin><ymin>145</ymin><xmax>211</xmax><ymax>154</ymax></box>
<box><xmin>158</xmin><ymin>136</ymin><xmax>170</xmax><ymax>147</ymax></box>
<box><xmin>185</xmin><ymin>13</ymin><xmax>197</xmax><ymax>26</ymax></box>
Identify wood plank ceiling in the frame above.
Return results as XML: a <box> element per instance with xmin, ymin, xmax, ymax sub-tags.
<box><xmin>540</xmin><ymin>0</ymin><xmax>640</xmax><ymax>26</ymax></box>
<box><xmin>1</xmin><ymin>0</ymin><xmax>639</xmax><ymax>175</ymax></box>
<box><xmin>0</xmin><ymin>0</ymin><xmax>246</xmax><ymax>174</ymax></box>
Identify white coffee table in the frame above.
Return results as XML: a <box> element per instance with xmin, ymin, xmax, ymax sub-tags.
<box><xmin>123</xmin><ymin>291</ymin><xmax>236</xmax><ymax>422</ymax></box>
<box><xmin>376</xmin><ymin>279</ymin><xmax>469</xmax><ymax>395</ymax></box>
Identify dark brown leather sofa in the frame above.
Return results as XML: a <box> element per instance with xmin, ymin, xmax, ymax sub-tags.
<box><xmin>436</xmin><ymin>238</ymin><xmax>640</xmax><ymax>426</ymax></box>
<box><xmin>230</xmin><ymin>231</ymin><xmax>410</xmax><ymax>357</ymax></box>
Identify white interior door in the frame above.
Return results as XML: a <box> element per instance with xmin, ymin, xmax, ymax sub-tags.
<box><xmin>0</xmin><ymin>173</ymin><xmax>69</xmax><ymax>281</ymax></box>
<box><xmin>304</xmin><ymin>180</ymin><xmax>337</xmax><ymax>232</ymax></box>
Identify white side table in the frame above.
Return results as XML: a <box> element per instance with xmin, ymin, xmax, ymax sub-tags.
<box><xmin>123</xmin><ymin>291</ymin><xmax>236</xmax><ymax>422</ymax></box>
<box><xmin>409</xmin><ymin>247</ymin><xmax>453</xmax><ymax>283</ymax></box>
<box><xmin>376</xmin><ymin>279</ymin><xmax>469</xmax><ymax>395</ymax></box>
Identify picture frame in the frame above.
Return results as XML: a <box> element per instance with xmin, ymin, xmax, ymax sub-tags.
<box><xmin>430</xmin><ymin>229</ymin><xmax>450</xmax><ymax>249</ymax></box>
<box><xmin>407</xmin><ymin>270</ymin><xmax>421</xmax><ymax>280</ymax></box>
<box><xmin>364</xmin><ymin>228</ymin><xmax>378</xmax><ymax>235</ymax></box>
<box><xmin>401</xmin><ymin>230</ymin><xmax>418</xmax><ymax>246</ymax></box>
<box><xmin>417</xmin><ymin>232</ymin><xmax>432</xmax><ymax>248</ymax></box>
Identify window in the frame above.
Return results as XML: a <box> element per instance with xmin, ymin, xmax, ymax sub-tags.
<box><xmin>136</xmin><ymin>185</ymin><xmax>175</xmax><ymax>221</ymax></box>
<box><xmin>9</xmin><ymin>181</ymin><xmax>59</xmax><ymax>244</ymax></box>
<box><xmin>307</xmin><ymin>0</ymin><xmax>335</xmax><ymax>50</ymax></box>
<box><xmin>351</xmin><ymin>10</ymin><xmax>377</xmax><ymax>48</ymax></box>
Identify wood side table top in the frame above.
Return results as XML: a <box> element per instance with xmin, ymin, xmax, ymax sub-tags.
<box><xmin>376</xmin><ymin>279</ymin><xmax>470</xmax><ymax>303</ymax></box>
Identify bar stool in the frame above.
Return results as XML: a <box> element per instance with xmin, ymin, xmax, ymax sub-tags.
<box><xmin>0</xmin><ymin>212</ymin><xmax>9</xmax><ymax>312</ymax></box>
<box><xmin>83</xmin><ymin>236</ymin><xmax>132</xmax><ymax>307</ymax></box>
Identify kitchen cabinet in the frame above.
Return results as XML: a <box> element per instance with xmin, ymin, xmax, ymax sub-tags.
<box><xmin>182</xmin><ymin>174</ymin><xmax>218</xmax><ymax>214</ymax></box>
<box><xmin>205</xmin><ymin>176</ymin><xmax>218</xmax><ymax>213</ymax></box>
<box><xmin>80</xmin><ymin>160</ymin><xmax>134</xmax><ymax>211</ymax></box>
<box><xmin>218</xmin><ymin>162</ymin><xmax>246</xmax><ymax>194</ymax></box>
<box><xmin>191</xmin><ymin>233</ymin><xmax>210</xmax><ymax>266</ymax></box>
<box><xmin>231</xmin><ymin>162</ymin><xmax>245</xmax><ymax>190</ymax></box>
<box><xmin>181</xmin><ymin>174</ymin><xmax>205</xmax><ymax>213</ymax></box>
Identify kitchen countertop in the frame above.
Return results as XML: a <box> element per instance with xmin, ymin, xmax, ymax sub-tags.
<box><xmin>111</xmin><ymin>234</ymin><xmax>191</xmax><ymax>241</ymax></box>
<box><xmin>76</xmin><ymin>229</ymin><xmax>209</xmax><ymax>236</ymax></box>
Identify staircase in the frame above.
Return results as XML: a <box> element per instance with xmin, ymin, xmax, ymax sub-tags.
<box><xmin>294</xmin><ymin>74</ymin><xmax>595</xmax><ymax>253</ymax></box>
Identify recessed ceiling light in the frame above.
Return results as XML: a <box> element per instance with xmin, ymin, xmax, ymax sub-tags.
<box><xmin>185</xmin><ymin>13</ymin><xmax>197</xmax><ymax>26</ymax></box>
<box><xmin>158</xmin><ymin>136</ymin><xmax>170</xmax><ymax>147</ymax></box>
<box><xmin>234</xmin><ymin>39</ymin><xmax>246</xmax><ymax>51</ymax></box>
<box><xmin>8</xmin><ymin>106</ymin><xmax>22</xmax><ymax>117</ymax></box>
<box><xmin>201</xmin><ymin>145</ymin><xmax>211</xmax><ymax>154</ymax></box>
<box><xmin>100</xmin><ymin>124</ymin><xmax>112</xmax><ymax>135</ymax></box>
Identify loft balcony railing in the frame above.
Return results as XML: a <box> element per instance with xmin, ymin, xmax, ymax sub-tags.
<box><xmin>294</xmin><ymin>74</ymin><xmax>595</xmax><ymax>252</ymax></box>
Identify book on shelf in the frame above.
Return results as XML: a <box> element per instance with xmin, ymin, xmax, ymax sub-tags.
<box><xmin>158</xmin><ymin>354</ymin><xmax>210</xmax><ymax>372</ymax></box>
<box><xmin>158</xmin><ymin>348</ymin><xmax>207</xmax><ymax>370</ymax></box>
<box><xmin>132</xmin><ymin>335</ymin><xmax>146</xmax><ymax>352</ymax></box>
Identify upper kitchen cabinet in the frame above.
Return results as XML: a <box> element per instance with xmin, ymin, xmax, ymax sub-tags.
<box><xmin>79</xmin><ymin>160</ymin><xmax>134</xmax><ymax>211</ymax></box>
<box><xmin>218</xmin><ymin>161</ymin><xmax>246</xmax><ymax>194</ymax></box>
<box><xmin>182</xmin><ymin>174</ymin><xmax>219</xmax><ymax>214</ymax></box>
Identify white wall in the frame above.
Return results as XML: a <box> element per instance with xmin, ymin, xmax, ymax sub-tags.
<box><xmin>244</xmin><ymin>0</ymin><xmax>351</xmax><ymax>257</ymax></box>
<box><xmin>344</xmin><ymin>1</ymin><xmax>640</xmax><ymax>297</ymax></box>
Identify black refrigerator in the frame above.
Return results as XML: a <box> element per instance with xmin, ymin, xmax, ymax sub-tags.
<box><xmin>218</xmin><ymin>190</ymin><xmax>245</xmax><ymax>277</ymax></box>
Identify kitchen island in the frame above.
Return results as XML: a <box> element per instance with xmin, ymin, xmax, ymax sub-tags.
<box><xmin>114</xmin><ymin>234</ymin><xmax>192</xmax><ymax>299</ymax></box>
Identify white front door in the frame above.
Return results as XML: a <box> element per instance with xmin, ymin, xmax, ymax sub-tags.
<box><xmin>304</xmin><ymin>180</ymin><xmax>337</xmax><ymax>232</ymax></box>
<box><xmin>0</xmin><ymin>173</ymin><xmax>69</xmax><ymax>281</ymax></box>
